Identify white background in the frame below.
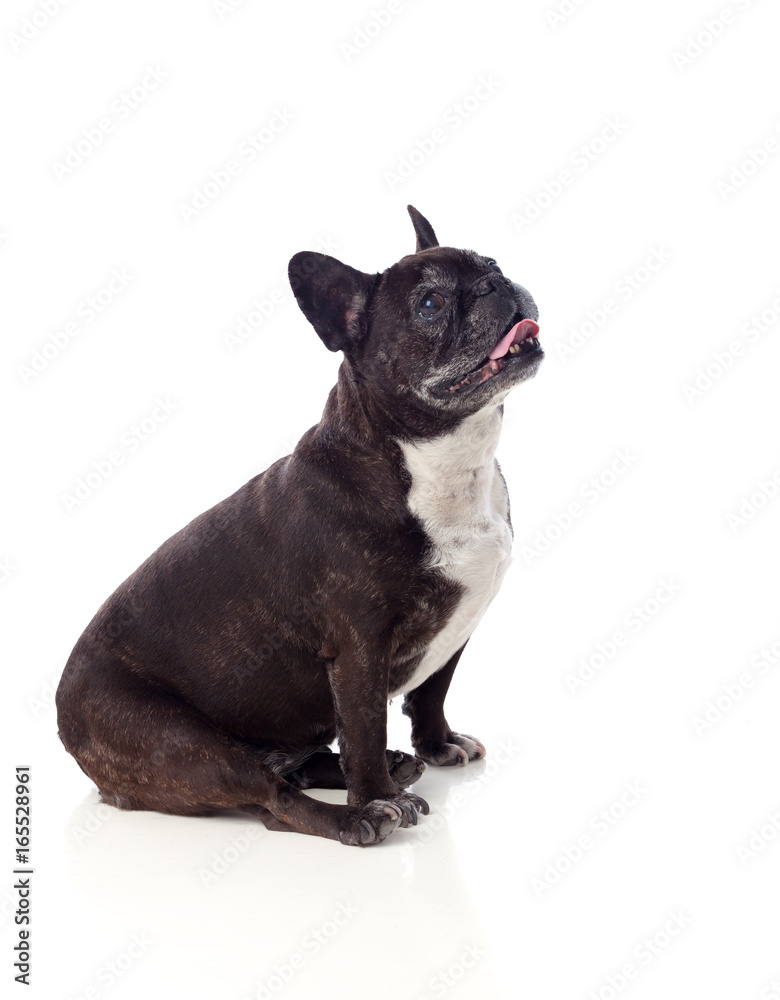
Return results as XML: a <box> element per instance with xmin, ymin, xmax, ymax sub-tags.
<box><xmin>2</xmin><ymin>1</ymin><xmax>780</xmax><ymax>998</ymax></box>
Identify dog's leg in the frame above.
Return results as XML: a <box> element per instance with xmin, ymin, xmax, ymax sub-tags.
<box><xmin>286</xmin><ymin>747</ymin><xmax>426</xmax><ymax>791</ymax></box>
<box><xmin>57</xmin><ymin>660</ymin><xmax>408</xmax><ymax>845</ymax></box>
<box><xmin>402</xmin><ymin>644</ymin><xmax>486</xmax><ymax>765</ymax></box>
<box><xmin>326</xmin><ymin>653</ymin><xmax>429</xmax><ymax>826</ymax></box>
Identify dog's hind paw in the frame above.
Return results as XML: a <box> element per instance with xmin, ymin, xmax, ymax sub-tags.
<box><xmin>414</xmin><ymin>732</ymin><xmax>486</xmax><ymax>766</ymax></box>
<box><xmin>386</xmin><ymin>749</ymin><xmax>426</xmax><ymax>789</ymax></box>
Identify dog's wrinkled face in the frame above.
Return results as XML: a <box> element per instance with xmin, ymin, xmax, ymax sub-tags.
<box><xmin>363</xmin><ymin>246</ymin><xmax>541</xmax><ymax>411</ymax></box>
<box><xmin>288</xmin><ymin>206</ymin><xmax>542</xmax><ymax>423</ymax></box>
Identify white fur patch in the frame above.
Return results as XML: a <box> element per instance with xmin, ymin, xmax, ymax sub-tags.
<box><xmin>391</xmin><ymin>405</ymin><xmax>512</xmax><ymax>697</ymax></box>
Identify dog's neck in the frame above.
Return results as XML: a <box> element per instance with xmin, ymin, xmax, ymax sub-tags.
<box><xmin>394</xmin><ymin>405</ymin><xmax>505</xmax><ymax>534</ymax></box>
<box><xmin>319</xmin><ymin>358</ymin><xmax>500</xmax><ymax>449</ymax></box>
<box><xmin>397</xmin><ymin>406</ymin><xmax>503</xmax><ymax>484</ymax></box>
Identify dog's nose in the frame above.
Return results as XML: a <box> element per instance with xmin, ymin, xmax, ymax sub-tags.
<box><xmin>469</xmin><ymin>273</ymin><xmax>500</xmax><ymax>297</ymax></box>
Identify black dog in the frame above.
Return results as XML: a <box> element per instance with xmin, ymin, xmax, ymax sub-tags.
<box><xmin>56</xmin><ymin>207</ymin><xmax>542</xmax><ymax>845</ymax></box>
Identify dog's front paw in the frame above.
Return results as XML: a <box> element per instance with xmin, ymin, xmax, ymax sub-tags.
<box><xmin>340</xmin><ymin>800</ymin><xmax>405</xmax><ymax>847</ymax></box>
<box><xmin>339</xmin><ymin>792</ymin><xmax>428</xmax><ymax>846</ymax></box>
<box><xmin>414</xmin><ymin>732</ymin><xmax>486</xmax><ymax>766</ymax></box>
<box><xmin>386</xmin><ymin>749</ymin><xmax>426</xmax><ymax>789</ymax></box>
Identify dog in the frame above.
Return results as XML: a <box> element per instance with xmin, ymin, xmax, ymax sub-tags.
<box><xmin>56</xmin><ymin>206</ymin><xmax>543</xmax><ymax>846</ymax></box>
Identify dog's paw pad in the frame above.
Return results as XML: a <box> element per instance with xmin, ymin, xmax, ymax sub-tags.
<box><xmin>386</xmin><ymin>749</ymin><xmax>427</xmax><ymax>789</ymax></box>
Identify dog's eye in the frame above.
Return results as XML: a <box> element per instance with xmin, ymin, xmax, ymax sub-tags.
<box><xmin>419</xmin><ymin>292</ymin><xmax>445</xmax><ymax>319</ymax></box>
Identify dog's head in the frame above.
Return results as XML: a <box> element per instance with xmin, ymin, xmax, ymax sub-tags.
<box><xmin>289</xmin><ymin>206</ymin><xmax>542</xmax><ymax>425</ymax></box>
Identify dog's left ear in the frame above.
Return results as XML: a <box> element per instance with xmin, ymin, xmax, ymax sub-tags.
<box><xmin>288</xmin><ymin>252</ymin><xmax>377</xmax><ymax>354</ymax></box>
<box><xmin>407</xmin><ymin>205</ymin><xmax>439</xmax><ymax>252</ymax></box>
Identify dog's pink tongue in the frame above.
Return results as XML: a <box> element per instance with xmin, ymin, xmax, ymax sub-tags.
<box><xmin>489</xmin><ymin>319</ymin><xmax>540</xmax><ymax>359</ymax></box>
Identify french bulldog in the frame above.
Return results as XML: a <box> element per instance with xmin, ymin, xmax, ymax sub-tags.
<box><xmin>56</xmin><ymin>206</ymin><xmax>542</xmax><ymax>846</ymax></box>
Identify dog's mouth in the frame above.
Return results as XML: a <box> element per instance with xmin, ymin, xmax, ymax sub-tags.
<box><xmin>443</xmin><ymin>317</ymin><xmax>542</xmax><ymax>394</ymax></box>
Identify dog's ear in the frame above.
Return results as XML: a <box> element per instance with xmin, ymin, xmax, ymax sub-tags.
<box><xmin>407</xmin><ymin>205</ymin><xmax>439</xmax><ymax>252</ymax></box>
<box><xmin>288</xmin><ymin>252</ymin><xmax>377</xmax><ymax>353</ymax></box>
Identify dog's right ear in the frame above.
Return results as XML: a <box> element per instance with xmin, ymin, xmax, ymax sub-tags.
<box><xmin>288</xmin><ymin>252</ymin><xmax>377</xmax><ymax>354</ymax></box>
<box><xmin>407</xmin><ymin>205</ymin><xmax>439</xmax><ymax>252</ymax></box>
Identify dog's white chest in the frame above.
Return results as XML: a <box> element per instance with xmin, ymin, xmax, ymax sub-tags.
<box><xmin>392</xmin><ymin>406</ymin><xmax>513</xmax><ymax>697</ymax></box>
